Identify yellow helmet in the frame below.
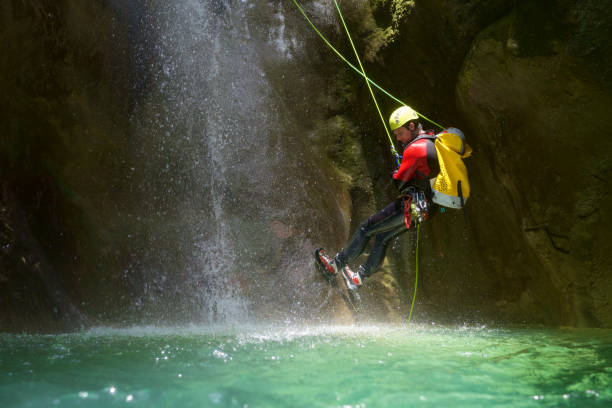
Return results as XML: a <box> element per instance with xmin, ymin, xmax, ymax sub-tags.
<box><xmin>389</xmin><ymin>106</ymin><xmax>419</xmax><ymax>131</ymax></box>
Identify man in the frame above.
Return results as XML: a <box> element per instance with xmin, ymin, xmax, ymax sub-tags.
<box><xmin>315</xmin><ymin>105</ymin><xmax>440</xmax><ymax>290</ymax></box>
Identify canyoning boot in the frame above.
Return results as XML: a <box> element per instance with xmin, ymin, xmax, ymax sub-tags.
<box><xmin>314</xmin><ymin>248</ymin><xmax>339</xmax><ymax>279</ymax></box>
<box><xmin>342</xmin><ymin>265</ymin><xmax>363</xmax><ymax>291</ymax></box>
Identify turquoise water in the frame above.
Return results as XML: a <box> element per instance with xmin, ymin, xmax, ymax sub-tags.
<box><xmin>1</xmin><ymin>325</ymin><xmax>611</xmax><ymax>407</ymax></box>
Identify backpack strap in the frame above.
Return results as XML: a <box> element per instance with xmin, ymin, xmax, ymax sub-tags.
<box><xmin>409</xmin><ymin>131</ymin><xmax>437</xmax><ymax>145</ymax></box>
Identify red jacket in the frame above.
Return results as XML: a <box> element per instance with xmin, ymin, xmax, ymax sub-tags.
<box><xmin>392</xmin><ymin>136</ymin><xmax>439</xmax><ymax>191</ymax></box>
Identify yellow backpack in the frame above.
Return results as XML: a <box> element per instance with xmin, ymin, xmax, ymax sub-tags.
<box><xmin>425</xmin><ymin>128</ymin><xmax>472</xmax><ymax>209</ymax></box>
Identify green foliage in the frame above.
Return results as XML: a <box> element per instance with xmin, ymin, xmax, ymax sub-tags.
<box><xmin>370</xmin><ymin>0</ymin><xmax>415</xmax><ymax>46</ymax></box>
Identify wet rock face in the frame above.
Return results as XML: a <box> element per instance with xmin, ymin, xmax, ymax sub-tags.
<box><xmin>309</xmin><ymin>0</ymin><xmax>611</xmax><ymax>327</ymax></box>
<box><xmin>350</xmin><ymin>0</ymin><xmax>611</xmax><ymax>326</ymax></box>
<box><xmin>1</xmin><ymin>0</ymin><xmax>610</xmax><ymax>331</ymax></box>
<box><xmin>455</xmin><ymin>0</ymin><xmax>612</xmax><ymax>326</ymax></box>
<box><xmin>1</xmin><ymin>0</ymin><xmax>357</xmax><ymax>330</ymax></box>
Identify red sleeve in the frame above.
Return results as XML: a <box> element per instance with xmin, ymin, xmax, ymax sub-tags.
<box><xmin>392</xmin><ymin>139</ymin><xmax>431</xmax><ymax>182</ymax></box>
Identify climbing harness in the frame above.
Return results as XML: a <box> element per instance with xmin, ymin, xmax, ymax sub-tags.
<box><xmin>402</xmin><ymin>189</ymin><xmax>429</xmax><ymax>229</ymax></box>
<box><xmin>402</xmin><ymin>195</ymin><xmax>413</xmax><ymax>229</ymax></box>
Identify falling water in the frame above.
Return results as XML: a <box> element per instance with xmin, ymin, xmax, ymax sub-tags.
<box><xmin>113</xmin><ymin>0</ymin><xmax>341</xmax><ymax>324</ymax></box>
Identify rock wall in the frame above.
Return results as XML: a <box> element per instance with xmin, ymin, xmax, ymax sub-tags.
<box><xmin>1</xmin><ymin>0</ymin><xmax>610</xmax><ymax>331</ymax></box>
<box><xmin>330</xmin><ymin>0</ymin><xmax>612</xmax><ymax>326</ymax></box>
<box><xmin>0</xmin><ymin>0</ymin><xmax>139</xmax><ymax>331</ymax></box>
<box><xmin>456</xmin><ymin>0</ymin><xmax>612</xmax><ymax>326</ymax></box>
<box><xmin>0</xmin><ymin>0</ymin><xmax>358</xmax><ymax>331</ymax></box>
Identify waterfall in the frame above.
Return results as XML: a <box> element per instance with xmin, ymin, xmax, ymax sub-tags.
<box><xmin>115</xmin><ymin>0</ymin><xmax>337</xmax><ymax>324</ymax></box>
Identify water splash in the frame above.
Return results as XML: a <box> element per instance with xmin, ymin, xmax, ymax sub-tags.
<box><xmin>2</xmin><ymin>326</ymin><xmax>611</xmax><ymax>407</ymax></box>
<box><xmin>124</xmin><ymin>0</ymin><xmax>324</xmax><ymax>324</ymax></box>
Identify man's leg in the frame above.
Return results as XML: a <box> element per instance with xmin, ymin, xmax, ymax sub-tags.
<box><xmin>359</xmin><ymin>203</ymin><xmax>438</xmax><ymax>279</ymax></box>
<box><xmin>359</xmin><ymin>224</ymin><xmax>408</xmax><ymax>279</ymax></box>
<box><xmin>336</xmin><ymin>199</ymin><xmax>405</xmax><ymax>268</ymax></box>
<box><xmin>339</xmin><ymin>211</ymin><xmax>407</xmax><ymax>289</ymax></box>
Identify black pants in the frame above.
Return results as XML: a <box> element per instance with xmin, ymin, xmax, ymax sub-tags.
<box><xmin>336</xmin><ymin>198</ymin><xmax>433</xmax><ymax>279</ymax></box>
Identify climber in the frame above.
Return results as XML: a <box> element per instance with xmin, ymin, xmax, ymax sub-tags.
<box><xmin>315</xmin><ymin>105</ymin><xmax>440</xmax><ymax>290</ymax></box>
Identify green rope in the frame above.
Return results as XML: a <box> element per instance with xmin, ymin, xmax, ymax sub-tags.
<box><xmin>290</xmin><ymin>0</ymin><xmax>445</xmax><ymax>131</ymax></box>
<box><xmin>407</xmin><ymin>223</ymin><xmax>420</xmax><ymax>324</ymax></box>
<box><xmin>332</xmin><ymin>0</ymin><xmax>399</xmax><ymax>163</ymax></box>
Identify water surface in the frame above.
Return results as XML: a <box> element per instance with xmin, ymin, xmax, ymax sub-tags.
<box><xmin>1</xmin><ymin>325</ymin><xmax>610</xmax><ymax>407</ymax></box>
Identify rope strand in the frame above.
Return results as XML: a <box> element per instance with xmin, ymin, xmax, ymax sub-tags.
<box><xmin>332</xmin><ymin>0</ymin><xmax>400</xmax><ymax>164</ymax></box>
<box><xmin>407</xmin><ymin>223</ymin><xmax>420</xmax><ymax>324</ymax></box>
<box><xmin>291</xmin><ymin>0</ymin><xmax>445</xmax><ymax>131</ymax></box>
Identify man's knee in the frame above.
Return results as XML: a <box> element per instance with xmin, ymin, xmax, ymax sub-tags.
<box><xmin>357</xmin><ymin>218</ymin><xmax>372</xmax><ymax>234</ymax></box>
